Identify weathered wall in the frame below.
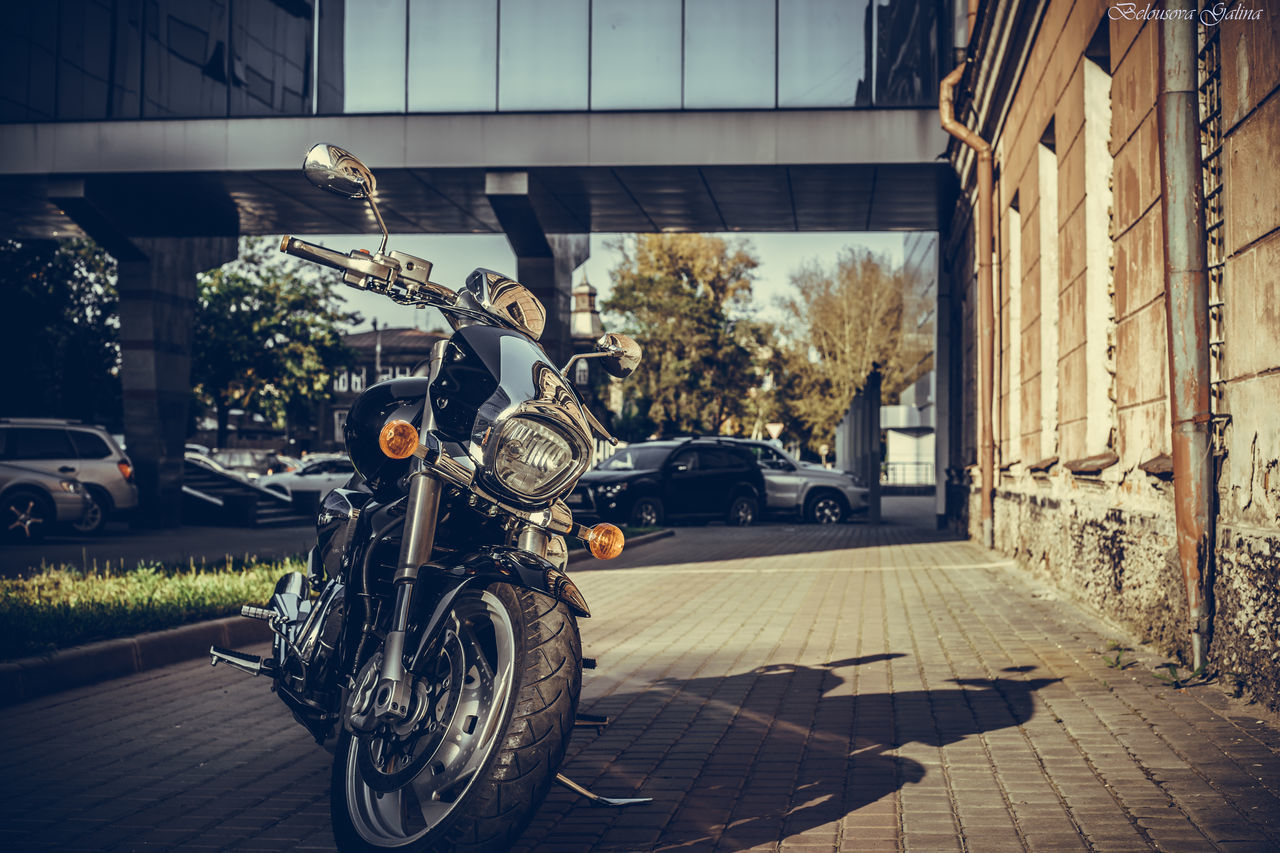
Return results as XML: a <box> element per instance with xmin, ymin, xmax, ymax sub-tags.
<box><xmin>953</xmin><ymin>0</ymin><xmax>1280</xmax><ymax>709</ymax></box>
<box><xmin>1209</xmin><ymin>10</ymin><xmax>1280</xmax><ymax>707</ymax></box>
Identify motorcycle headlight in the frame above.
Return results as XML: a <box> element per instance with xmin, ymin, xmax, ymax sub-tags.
<box><xmin>488</xmin><ymin>417</ymin><xmax>586</xmax><ymax>502</ymax></box>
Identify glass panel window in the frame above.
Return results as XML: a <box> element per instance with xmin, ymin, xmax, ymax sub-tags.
<box><xmin>344</xmin><ymin>0</ymin><xmax>408</xmax><ymax>113</ymax></box>
<box><xmin>498</xmin><ymin>0</ymin><xmax>588</xmax><ymax>111</ymax></box>
<box><xmin>409</xmin><ymin>0</ymin><xmax>497</xmax><ymax>111</ymax></box>
<box><xmin>683</xmin><ymin>0</ymin><xmax>776</xmax><ymax>109</ymax></box>
<box><xmin>590</xmin><ymin>0</ymin><xmax>681</xmax><ymax>109</ymax></box>
<box><xmin>3</xmin><ymin>428</ymin><xmax>75</xmax><ymax>461</ymax></box>
<box><xmin>68</xmin><ymin>430</ymin><xmax>113</xmax><ymax>460</ymax></box>
<box><xmin>778</xmin><ymin>0</ymin><xmax>870</xmax><ymax>107</ymax></box>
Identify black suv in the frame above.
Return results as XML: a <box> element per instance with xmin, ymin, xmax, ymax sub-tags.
<box><xmin>568</xmin><ymin>439</ymin><xmax>766</xmax><ymax>527</ymax></box>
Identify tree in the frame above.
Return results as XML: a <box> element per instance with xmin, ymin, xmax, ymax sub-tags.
<box><xmin>192</xmin><ymin>237</ymin><xmax>360</xmax><ymax>447</ymax></box>
<box><xmin>601</xmin><ymin>234</ymin><xmax>768</xmax><ymax>439</ymax></box>
<box><xmin>775</xmin><ymin>248</ymin><xmax>933</xmax><ymax>450</ymax></box>
<box><xmin>0</xmin><ymin>239</ymin><xmax>121</xmax><ymax>428</ymax></box>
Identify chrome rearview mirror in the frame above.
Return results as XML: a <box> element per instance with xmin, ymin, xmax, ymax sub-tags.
<box><xmin>303</xmin><ymin>143</ymin><xmax>376</xmax><ymax>198</ymax></box>
<box><xmin>302</xmin><ymin>143</ymin><xmax>390</xmax><ymax>254</ymax></box>
<box><xmin>563</xmin><ymin>333</ymin><xmax>642</xmax><ymax>380</ymax></box>
<box><xmin>596</xmin><ymin>333</ymin><xmax>642</xmax><ymax>379</ymax></box>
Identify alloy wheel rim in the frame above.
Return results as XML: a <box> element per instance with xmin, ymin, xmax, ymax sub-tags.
<box><xmin>814</xmin><ymin>498</ymin><xmax>842</xmax><ymax>524</ymax></box>
<box><xmin>346</xmin><ymin>590</ymin><xmax>516</xmax><ymax>847</ymax></box>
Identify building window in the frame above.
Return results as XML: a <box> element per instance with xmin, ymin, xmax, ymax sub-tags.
<box><xmin>1082</xmin><ymin>23</ymin><xmax>1115</xmax><ymax>457</ymax></box>
<box><xmin>333</xmin><ymin>409</ymin><xmax>349</xmax><ymax>443</ymax></box>
<box><xmin>1038</xmin><ymin>119</ymin><xmax>1060</xmax><ymax>462</ymax></box>
<box><xmin>1005</xmin><ymin>195</ymin><xmax>1022</xmax><ymax>466</ymax></box>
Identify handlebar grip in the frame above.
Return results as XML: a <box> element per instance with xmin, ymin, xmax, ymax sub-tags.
<box><xmin>280</xmin><ymin>236</ymin><xmax>395</xmax><ymax>283</ymax></box>
<box><xmin>280</xmin><ymin>236</ymin><xmax>349</xmax><ymax>271</ymax></box>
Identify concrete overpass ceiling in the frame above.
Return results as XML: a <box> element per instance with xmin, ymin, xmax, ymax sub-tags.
<box><xmin>1</xmin><ymin>110</ymin><xmax>954</xmax><ymax>239</ymax></box>
<box><xmin>6</xmin><ymin>163</ymin><xmax>952</xmax><ymax>242</ymax></box>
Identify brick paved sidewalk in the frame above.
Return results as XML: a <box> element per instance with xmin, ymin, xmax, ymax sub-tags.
<box><xmin>2</xmin><ymin>517</ymin><xmax>1277</xmax><ymax>852</ymax></box>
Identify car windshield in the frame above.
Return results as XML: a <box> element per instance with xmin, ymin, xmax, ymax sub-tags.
<box><xmin>597</xmin><ymin>446</ymin><xmax>671</xmax><ymax>471</ymax></box>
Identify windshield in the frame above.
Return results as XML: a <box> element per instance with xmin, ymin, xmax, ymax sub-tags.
<box><xmin>597</xmin><ymin>446</ymin><xmax>671</xmax><ymax>471</ymax></box>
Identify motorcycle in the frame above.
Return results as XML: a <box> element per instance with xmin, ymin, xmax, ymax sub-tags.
<box><xmin>210</xmin><ymin>143</ymin><xmax>649</xmax><ymax>852</ymax></box>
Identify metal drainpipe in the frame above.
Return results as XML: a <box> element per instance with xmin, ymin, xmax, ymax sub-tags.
<box><xmin>941</xmin><ymin>64</ymin><xmax>996</xmax><ymax>549</ymax></box>
<box><xmin>1156</xmin><ymin>5</ymin><xmax>1213</xmax><ymax>672</ymax></box>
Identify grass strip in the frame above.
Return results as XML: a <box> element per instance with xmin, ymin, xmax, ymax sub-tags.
<box><xmin>0</xmin><ymin>557</ymin><xmax>298</xmax><ymax>661</ymax></box>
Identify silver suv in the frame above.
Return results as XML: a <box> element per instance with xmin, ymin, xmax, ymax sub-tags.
<box><xmin>721</xmin><ymin>438</ymin><xmax>868</xmax><ymax>524</ymax></box>
<box><xmin>0</xmin><ymin>419</ymin><xmax>139</xmax><ymax>534</ymax></box>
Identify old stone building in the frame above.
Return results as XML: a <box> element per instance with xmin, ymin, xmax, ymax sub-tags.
<box><xmin>943</xmin><ymin>0</ymin><xmax>1279</xmax><ymax>705</ymax></box>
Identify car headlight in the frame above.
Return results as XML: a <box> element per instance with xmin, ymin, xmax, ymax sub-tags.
<box><xmin>488</xmin><ymin>417</ymin><xmax>586</xmax><ymax>501</ymax></box>
<box><xmin>597</xmin><ymin>482</ymin><xmax>628</xmax><ymax>499</ymax></box>
<box><xmin>59</xmin><ymin>480</ymin><xmax>84</xmax><ymax>494</ymax></box>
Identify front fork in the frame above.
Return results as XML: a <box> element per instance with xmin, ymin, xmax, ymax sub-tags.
<box><xmin>371</xmin><ymin>469</ymin><xmax>442</xmax><ymax>721</ymax></box>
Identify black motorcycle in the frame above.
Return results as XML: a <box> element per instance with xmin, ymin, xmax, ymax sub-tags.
<box><xmin>211</xmin><ymin>144</ymin><xmax>647</xmax><ymax>852</ymax></box>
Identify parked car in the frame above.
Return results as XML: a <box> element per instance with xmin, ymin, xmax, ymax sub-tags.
<box><xmin>569</xmin><ymin>438</ymin><xmax>766</xmax><ymax>527</ymax></box>
<box><xmin>209</xmin><ymin>449</ymin><xmax>298</xmax><ymax>481</ymax></box>
<box><xmin>719</xmin><ymin>437</ymin><xmax>868</xmax><ymax>523</ymax></box>
<box><xmin>0</xmin><ymin>419</ymin><xmax>138</xmax><ymax>534</ymax></box>
<box><xmin>721</xmin><ymin>435</ymin><xmax>870</xmax><ymax>522</ymax></box>
<box><xmin>257</xmin><ymin>454</ymin><xmax>355</xmax><ymax>507</ymax></box>
<box><xmin>0</xmin><ymin>461</ymin><xmax>90</xmax><ymax>542</ymax></box>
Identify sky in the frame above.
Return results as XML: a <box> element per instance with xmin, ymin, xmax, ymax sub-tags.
<box><xmin>300</xmin><ymin>231</ymin><xmax>911</xmax><ymax>334</ymax></box>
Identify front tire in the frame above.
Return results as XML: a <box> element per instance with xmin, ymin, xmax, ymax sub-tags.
<box><xmin>726</xmin><ymin>495</ymin><xmax>758</xmax><ymax>527</ymax></box>
<box><xmin>331</xmin><ymin>583</ymin><xmax>581</xmax><ymax>852</ymax></box>
<box><xmin>805</xmin><ymin>491</ymin><xmax>847</xmax><ymax>525</ymax></box>
<box><xmin>628</xmin><ymin>496</ymin><xmax>665</xmax><ymax>528</ymax></box>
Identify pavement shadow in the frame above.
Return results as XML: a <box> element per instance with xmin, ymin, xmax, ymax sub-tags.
<box><xmin>572</xmin><ymin>657</ymin><xmax>1058</xmax><ymax>849</ymax></box>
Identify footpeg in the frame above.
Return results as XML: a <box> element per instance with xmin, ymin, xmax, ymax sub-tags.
<box><xmin>574</xmin><ymin>712</ymin><xmax>612</xmax><ymax>734</ymax></box>
<box><xmin>210</xmin><ymin>645</ymin><xmax>276</xmax><ymax>677</ymax></box>
<box><xmin>555</xmin><ymin>773</ymin><xmax>652</xmax><ymax>807</ymax></box>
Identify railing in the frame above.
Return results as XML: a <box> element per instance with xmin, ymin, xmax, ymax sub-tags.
<box><xmin>882</xmin><ymin>461</ymin><xmax>935</xmax><ymax>486</ymax></box>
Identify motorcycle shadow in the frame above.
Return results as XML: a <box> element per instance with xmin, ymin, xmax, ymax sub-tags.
<box><xmin>524</xmin><ymin>654</ymin><xmax>1060</xmax><ymax>851</ymax></box>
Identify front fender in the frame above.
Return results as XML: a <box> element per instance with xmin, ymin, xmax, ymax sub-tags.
<box><xmin>440</xmin><ymin>546</ymin><xmax>590</xmax><ymax>618</ymax></box>
<box><xmin>405</xmin><ymin>546</ymin><xmax>589</xmax><ymax>674</ymax></box>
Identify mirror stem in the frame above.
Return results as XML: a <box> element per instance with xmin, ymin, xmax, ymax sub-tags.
<box><xmin>367</xmin><ymin>194</ymin><xmax>390</xmax><ymax>255</ymax></box>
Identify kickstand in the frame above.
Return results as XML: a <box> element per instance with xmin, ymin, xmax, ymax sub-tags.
<box><xmin>554</xmin><ymin>773</ymin><xmax>653</xmax><ymax>807</ymax></box>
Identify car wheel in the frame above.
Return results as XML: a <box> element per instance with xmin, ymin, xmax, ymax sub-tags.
<box><xmin>628</xmin><ymin>497</ymin><xmax>665</xmax><ymax>528</ymax></box>
<box><xmin>3</xmin><ymin>489</ymin><xmax>53</xmax><ymax>543</ymax></box>
<box><xmin>71</xmin><ymin>488</ymin><xmax>108</xmax><ymax>535</ymax></box>
<box><xmin>805</xmin><ymin>492</ymin><xmax>847</xmax><ymax>525</ymax></box>
<box><xmin>726</xmin><ymin>495</ymin><xmax>758</xmax><ymax>527</ymax></box>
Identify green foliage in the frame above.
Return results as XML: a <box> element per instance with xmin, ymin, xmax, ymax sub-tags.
<box><xmin>772</xmin><ymin>248</ymin><xmax>933</xmax><ymax>451</ymax></box>
<box><xmin>601</xmin><ymin>234</ymin><xmax>771</xmax><ymax>438</ymax></box>
<box><xmin>193</xmin><ymin>237</ymin><xmax>361</xmax><ymax>445</ymax></box>
<box><xmin>1152</xmin><ymin>660</ymin><xmax>1208</xmax><ymax>688</ymax></box>
<box><xmin>1102</xmin><ymin>639</ymin><xmax>1134</xmax><ymax>670</ymax></box>
<box><xmin>0</xmin><ymin>238</ymin><xmax>121</xmax><ymax>429</ymax></box>
<box><xmin>0</xmin><ymin>557</ymin><xmax>295</xmax><ymax>660</ymax></box>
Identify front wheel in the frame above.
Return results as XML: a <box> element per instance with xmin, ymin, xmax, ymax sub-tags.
<box><xmin>726</xmin><ymin>495</ymin><xmax>758</xmax><ymax>527</ymax></box>
<box><xmin>331</xmin><ymin>584</ymin><xmax>581</xmax><ymax>853</ymax></box>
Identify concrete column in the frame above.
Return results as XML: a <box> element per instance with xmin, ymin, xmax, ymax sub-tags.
<box><xmin>485</xmin><ymin>172</ymin><xmax>587</xmax><ymax>364</ymax></box>
<box><xmin>118</xmin><ymin>238</ymin><xmax>238</xmax><ymax>527</ymax></box>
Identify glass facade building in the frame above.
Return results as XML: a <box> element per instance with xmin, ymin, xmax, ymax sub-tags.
<box><xmin>2</xmin><ymin>0</ymin><xmax>945</xmax><ymax>122</ymax></box>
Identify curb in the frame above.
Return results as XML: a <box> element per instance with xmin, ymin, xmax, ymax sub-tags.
<box><xmin>0</xmin><ymin>616</ymin><xmax>272</xmax><ymax>708</ymax></box>
<box><xmin>1</xmin><ymin>528</ymin><xmax>676</xmax><ymax>707</ymax></box>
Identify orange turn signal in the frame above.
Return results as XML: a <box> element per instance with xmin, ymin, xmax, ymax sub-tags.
<box><xmin>586</xmin><ymin>523</ymin><xmax>625</xmax><ymax>560</ymax></box>
<box><xmin>379</xmin><ymin>419</ymin><xmax>419</xmax><ymax>459</ymax></box>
